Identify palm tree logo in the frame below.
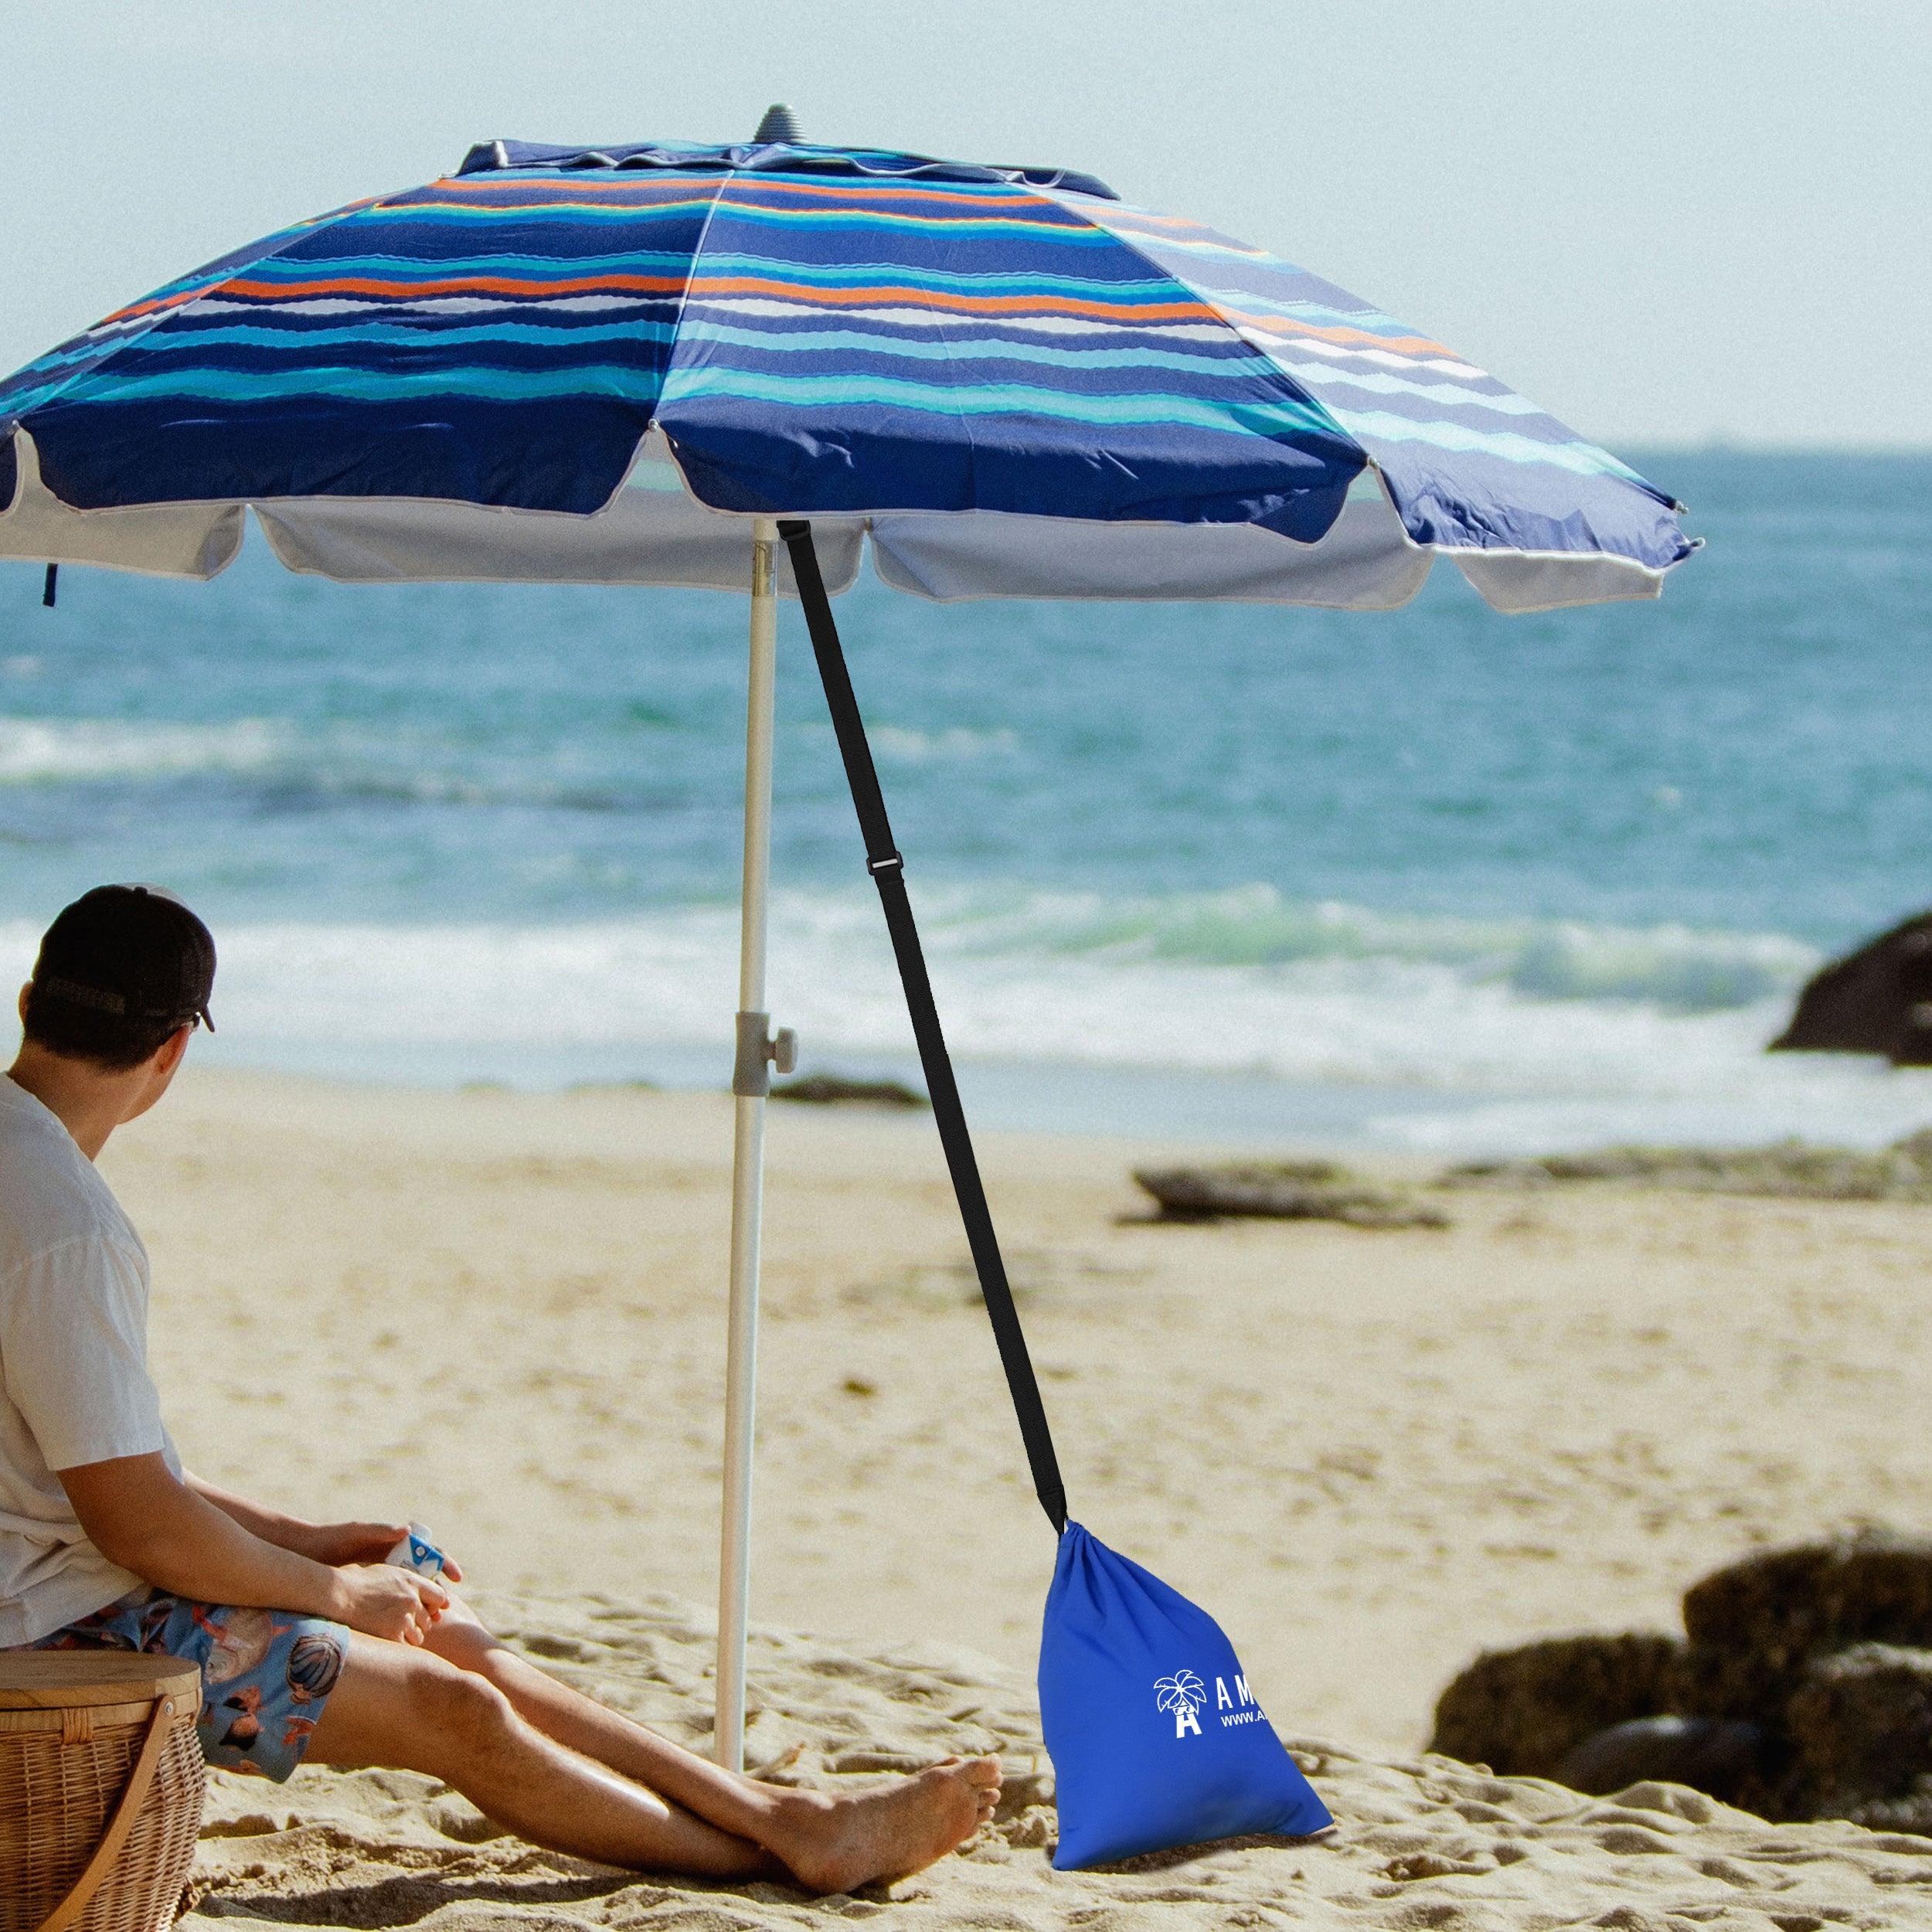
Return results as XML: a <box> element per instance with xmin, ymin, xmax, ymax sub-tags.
<box><xmin>1153</xmin><ymin>1670</ymin><xmax>1207</xmax><ymax>1738</ymax></box>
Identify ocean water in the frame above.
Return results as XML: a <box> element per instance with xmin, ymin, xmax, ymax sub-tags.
<box><xmin>2</xmin><ymin>451</ymin><xmax>1929</xmax><ymax>1155</ymax></box>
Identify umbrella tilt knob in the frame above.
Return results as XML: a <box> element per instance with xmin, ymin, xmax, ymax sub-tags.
<box><xmin>732</xmin><ymin>1011</ymin><xmax>798</xmax><ymax>1097</ymax></box>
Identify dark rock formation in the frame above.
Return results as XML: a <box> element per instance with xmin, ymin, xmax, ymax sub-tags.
<box><xmin>770</xmin><ymin>1073</ymin><xmax>927</xmax><ymax>1109</ymax></box>
<box><xmin>1785</xmin><ymin>1643</ymin><xmax>1932</xmax><ymax>1821</ymax></box>
<box><xmin>1428</xmin><ymin>1633</ymin><xmax>1686</xmax><ymax>1779</ymax></box>
<box><xmin>1770</xmin><ymin>911</ymin><xmax>1932</xmax><ymax>1066</ymax></box>
<box><xmin>1556</xmin><ymin>1714</ymin><xmax>1774</xmax><ymax>1808</ymax></box>
<box><xmin>1132</xmin><ymin>1163</ymin><xmax>1449</xmax><ymax>1230</ymax></box>
<box><xmin>1430</xmin><ymin>1538</ymin><xmax>1932</xmax><ymax>1823</ymax></box>
<box><xmin>1682</xmin><ymin>1533</ymin><xmax>1932</xmax><ymax>1724</ymax></box>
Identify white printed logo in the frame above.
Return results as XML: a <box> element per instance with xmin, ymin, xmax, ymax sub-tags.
<box><xmin>1153</xmin><ymin>1671</ymin><xmax>1207</xmax><ymax>1738</ymax></box>
<box><xmin>1155</xmin><ymin>1668</ymin><xmax>1264</xmax><ymax>1738</ymax></box>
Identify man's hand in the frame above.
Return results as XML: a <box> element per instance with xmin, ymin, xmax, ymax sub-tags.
<box><xmin>325</xmin><ymin>1564</ymin><xmax>450</xmax><ymax>1646</ymax></box>
<box><xmin>184</xmin><ymin>1478</ymin><xmax>466</xmax><ymax>1583</ymax></box>
<box><xmin>62</xmin><ymin>1455</ymin><xmax>464</xmax><ymax>1638</ymax></box>
<box><xmin>292</xmin><ymin>1520</ymin><xmax>407</xmax><ymax>1566</ymax></box>
<box><xmin>295</xmin><ymin>1520</ymin><xmax>464</xmax><ymax>1581</ymax></box>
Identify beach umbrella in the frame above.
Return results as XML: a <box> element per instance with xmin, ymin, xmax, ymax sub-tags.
<box><xmin>0</xmin><ymin>111</ymin><xmax>1696</xmax><ymax>1816</ymax></box>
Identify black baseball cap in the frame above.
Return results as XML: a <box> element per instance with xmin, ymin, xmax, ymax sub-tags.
<box><xmin>32</xmin><ymin>885</ymin><xmax>216</xmax><ymax>1032</ymax></box>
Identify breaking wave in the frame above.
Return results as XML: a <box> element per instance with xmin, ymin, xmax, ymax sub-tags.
<box><xmin>0</xmin><ymin>715</ymin><xmax>667</xmax><ymax>811</ymax></box>
<box><xmin>915</xmin><ymin>885</ymin><xmax>1818</xmax><ymax>1015</ymax></box>
<box><xmin>0</xmin><ymin>716</ymin><xmax>285</xmax><ymax>783</ymax></box>
<box><xmin>2</xmin><ymin>888</ymin><xmax>1918</xmax><ymax>1155</ymax></box>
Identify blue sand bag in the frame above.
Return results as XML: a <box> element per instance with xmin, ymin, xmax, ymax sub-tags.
<box><xmin>1039</xmin><ymin>1522</ymin><xmax>1332</xmax><ymax>1869</ymax></box>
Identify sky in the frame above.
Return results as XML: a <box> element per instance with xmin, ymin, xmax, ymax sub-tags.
<box><xmin>2</xmin><ymin>1</ymin><xmax>1927</xmax><ymax>451</ymax></box>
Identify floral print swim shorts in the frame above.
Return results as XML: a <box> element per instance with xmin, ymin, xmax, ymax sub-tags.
<box><xmin>24</xmin><ymin>1587</ymin><xmax>349</xmax><ymax>1781</ymax></box>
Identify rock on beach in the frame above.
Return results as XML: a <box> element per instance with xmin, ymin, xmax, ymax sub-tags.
<box><xmin>1433</xmin><ymin>1535</ymin><xmax>1932</xmax><ymax>1829</ymax></box>
<box><xmin>1683</xmin><ymin>1533</ymin><xmax>1932</xmax><ymax>1724</ymax></box>
<box><xmin>1427</xmin><ymin>1631</ymin><xmax>1689</xmax><ymax>1779</ymax></box>
<box><xmin>1772</xmin><ymin>910</ymin><xmax>1932</xmax><ymax>1065</ymax></box>
<box><xmin>1788</xmin><ymin>1643</ymin><xmax>1932</xmax><ymax>1826</ymax></box>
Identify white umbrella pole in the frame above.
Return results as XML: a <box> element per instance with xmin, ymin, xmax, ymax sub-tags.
<box><xmin>716</xmin><ymin>516</ymin><xmax>789</xmax><ymax>1770</ymax></box>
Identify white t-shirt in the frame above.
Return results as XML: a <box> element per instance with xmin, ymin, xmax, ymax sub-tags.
<box><xmin>0</xmin><ymin>1073</ymin><xmax>180</xmax><ymax>1645</ymax></box>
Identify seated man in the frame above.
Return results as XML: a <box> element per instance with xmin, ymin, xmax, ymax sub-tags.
<box><xmin>0</xmin><ymin>884</ymin><xmax>998</xmax><ymax>1891</ymax></box>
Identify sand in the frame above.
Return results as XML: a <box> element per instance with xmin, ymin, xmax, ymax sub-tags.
<box><xmin>183</xmin><ymin>1590</ymin><xmax>1932</xmax><ymax>1930</ymax></box>
<box><xmin>89</xmin><ymin>1066</ymin><xmax>1932</xmax><ymax>1925</ymax></box>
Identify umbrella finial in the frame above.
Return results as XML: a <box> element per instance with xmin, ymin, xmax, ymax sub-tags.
<box><xmin>753</xmin><ymin>103</ymin><xmax>801</xmax><ymax>144</ymax></box>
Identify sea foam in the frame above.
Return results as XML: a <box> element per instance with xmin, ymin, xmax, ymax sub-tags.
<box><xmin>5</xmin><ymin>889</ymin><xmax>1923</xmax><ymax>1156</ymax></box>
<box><xmin>0</xmin><ymin>716</ymin><xmax>284</xmax><ymax>783</ymax></box>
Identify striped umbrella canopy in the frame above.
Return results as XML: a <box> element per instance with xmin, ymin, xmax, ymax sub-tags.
<box><xmin>0</xmin><ymin>129</ymin><xmax>1698</xmax><ymax>1792</ymax></box>
<box><xmin>0</xmin><ymin>135</ymin><xmax>1692</xmax><ymax>608</ymax></box>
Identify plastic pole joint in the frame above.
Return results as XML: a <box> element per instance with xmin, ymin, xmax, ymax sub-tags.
<box><xmin>733</xmin><ymin>1011</ymin><xmax>798</xmax><ymax>1097</ymax></box>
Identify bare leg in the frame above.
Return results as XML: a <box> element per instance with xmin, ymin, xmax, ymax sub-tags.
<box><xmin>420</xmin><ymin>1604</ymin><xmax>1000</xmax><ymax>1893</ymax></box>
<box><xmin>306</xmin><ymin>1633</ymin><xmax>774</xmax><ymax>1878</ymax></box>
<box><xmin>311</xmin><ymin>1606</ymin><xmax>1002</xmax><ymax>1893</ymax></box>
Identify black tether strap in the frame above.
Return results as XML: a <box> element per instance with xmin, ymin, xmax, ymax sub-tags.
<box><xmin>779</xmin><ymin>519</ymin><xmax>1068</xmax><ymax>1534</ymax></box>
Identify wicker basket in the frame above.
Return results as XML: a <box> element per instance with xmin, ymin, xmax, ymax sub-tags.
<box><xmin>0</xmin><ymin>1651</ymin><xmax>205</xmax><ymax>1932</ymax></box>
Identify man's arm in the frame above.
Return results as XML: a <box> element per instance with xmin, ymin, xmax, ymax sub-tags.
<box><xmin>184</xmin><ymin>1473</ymin><xmax>451</xmax><ymax>1573</ymax></box>
<box><xmin>61</xmin><ymin>1453</ymin><xmax>447</xmax><ymax>1644</ymax></box>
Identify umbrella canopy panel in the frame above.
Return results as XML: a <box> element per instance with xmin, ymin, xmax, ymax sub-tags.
<box><xmin>0</xmin><ymin>127</ymin><xmax>1701</xmax><ymax>1793</ymax></box>
<box><xmin>0</xmin><ymin>138</ymin><xmax>1692</xmax><ymax>614</ymax></box>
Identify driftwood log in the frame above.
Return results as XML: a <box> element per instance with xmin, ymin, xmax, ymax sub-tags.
<box><xmin>1132</xmin><ymin>1163</ymin><xmax>1448</xmax><ymax>1229</ymax></box>
<box><xmin>770</xmin><ymin>1074</ymin><xmax>928</xmax><ymax>1109</ymax></box>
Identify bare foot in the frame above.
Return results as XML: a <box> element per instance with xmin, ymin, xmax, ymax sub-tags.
<box><xmin>766</xmin><ymin>1756</ymin><xmax>1002</xmax><ymax>1893</ymax></box>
